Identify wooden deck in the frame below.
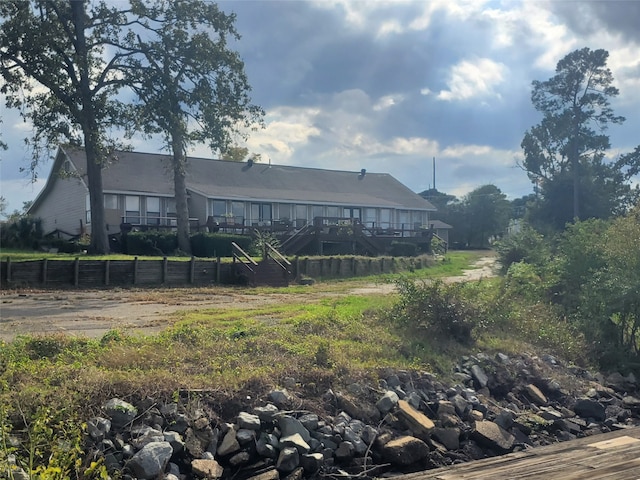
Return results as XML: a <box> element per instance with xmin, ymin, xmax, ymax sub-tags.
<box><xmin>396</xmin><ymin>427</ymin><xmax>640</xmax><ymax>480</ymax></box>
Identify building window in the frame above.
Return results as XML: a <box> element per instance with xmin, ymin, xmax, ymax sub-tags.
<box><xmin>295</xmin><ymin>204</ymin><xmax>307</xmax><ymax>228</ymax></box>
<box><xmin>231</xmin><ymin>201</ymin><xmax>244</xmax><ymax>223</ymax></box>
<box><xmin>146</xmin><ymin>197</ymin><xmax>161</xmax><ymax>225</ymax></box>
<box><xmin>250</xmin><ymin>203</ymin><xmax>272</xmax><ymax>225</ymax></box>
<box><xmin>311</xmin><ymin>205</ymin><xmax>323</xmax><ymax>223</ymax></box>
<box><xmin>343</xmin><ymin>207</ymin><xmax>361</xmax><ymax>221</ymax></box>
<box><xmin>104</xmin><ymin>194</ymin><xmax>118</xmax><ymax>210</ymax></box>
<box><xmin>379</xmin><ymin>209</ymin><xmax>391</xmax><ymax>228</ymax></box>
<box><xmin>211</xmin><ymin>199</ymin><xmax>226</xmax><ymax>217</ymax></box>
<box><xmin>398</xmin><ymin>210</ymin><xmax>409</xmax><ymax>228</ymax></box>
<box><xmin>85</xmin><ymin>195</ymin><xmax>91</xmax><ymax>225</ymax></box>
<box><xmin>363</xmin><ymin>208</ymin><xmax>376</xmax><ymax>228</ymax></box>
<box><xmin>125</xmin><ymin>195</ymin><xmax>140</xmax><ymax>224</ymax></box>
<box><xmin>326</xmin><ymin>206</ymin><xmax>340</xmax><ymax>219</ymax></box>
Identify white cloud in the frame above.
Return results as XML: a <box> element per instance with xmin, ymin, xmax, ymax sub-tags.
<box><xmin>437</xmin><ymin>58</ymin><xmax>507</xmax><ymax>101</ymax></box>
<box><xmin>373</xmin><ymin>94</ymin><xmax>403</xmax><ymax>111</ymax></box>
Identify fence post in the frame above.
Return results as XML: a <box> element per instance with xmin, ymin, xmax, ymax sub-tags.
<box><xmin>6</xmin><ymin>257</ymin><xmax>11</xmax><ymax>283</ymax></box>
<box><xmin>104</xmin><ymin>259</ymin><xmax>110</xmax><ymax>286</ymax></box>
<box><xmin>74</xmin><ymin>257</ymin><xmax>80</xmax><ymax>286</ymax></box>
<box><xmin>189</xmin><ymin>256</ymin><xmax>195</xmax><ymax>284</ymax></box>
<box><xmin>295</xmin><ymin>256</ymin><xmax>300</xmax><ymax>279</ymax></box>
<box><xmin>133</xmin><ymin>257</ymin><xmax>139</xmax><ymax>285</ymax></box>
<box><xmin>42</xmin><ymin>258</ymin><xmax>48</xmax><ymax>285</ymax></box>
<box><xmin>162</xmin><ymin>257</ymin><xmax>168</xmax><ymax>284</ymax></box>
<box><xmin>216</xmin><ymin>256</ymin><xmax>221</xmax><ymax>284</ymax></box>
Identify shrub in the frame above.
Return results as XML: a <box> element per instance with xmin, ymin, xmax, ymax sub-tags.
<box><xmin>393</xmin><ymin>278</ymin><xmax>482</xmax><ymax>344</ymax></box>
<box><xmin>124</xmin><ymin>231</ymin><xmax>178</xmax><ymax>255</ymax></box>
<box><xmin>190</xmin><ymin>232</ymin><xmax>252</xmax><ymax>258</ymax></box>
<box><xmin>494</xmin><ymin>224</ymin><xmax>550</xmax><ymax>273</ymax></box>
<box><xmin>0</xmin><ymin>216</ymin><xmax>43</xmax><ymax>249</ymax></box>
<box><xmin>389</xmin><ymin>241</ymin><xmax>417</xmax><ymax>257</ymax></box>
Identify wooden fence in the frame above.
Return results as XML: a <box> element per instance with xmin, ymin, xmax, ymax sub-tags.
<box><xmin>0</xmin><ymin>255</ymin><xmax>434</xmax><ymax>289</ymax></box>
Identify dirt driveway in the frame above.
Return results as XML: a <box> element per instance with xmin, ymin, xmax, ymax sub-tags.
<box><xmin>0</xmin><ymin>254</ymin><xmax>497</xmax><ymax>341</ymax></box>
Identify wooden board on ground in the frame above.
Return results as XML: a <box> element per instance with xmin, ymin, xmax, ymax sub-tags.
<box><xmin>394</xmin><ymin>427</ymin><xmax>640</xmax><ymax>480</ymax></box>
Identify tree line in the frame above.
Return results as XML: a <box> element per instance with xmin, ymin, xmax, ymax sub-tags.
<box><xmin>421</xmin><ymin>47</ymin><xmax>639</xmax><ymax>247</ymax></box>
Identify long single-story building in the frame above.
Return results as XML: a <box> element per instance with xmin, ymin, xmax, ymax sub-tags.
<box><xmin>29</xmin><ymin>146</ymin><xmax>441</xmax><ymax>255</ymax></box>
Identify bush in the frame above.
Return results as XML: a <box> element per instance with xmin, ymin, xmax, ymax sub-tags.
<box><xmin>389</xmin><ymin>241</ymin><xmax>418</xmax><ymax>257</ymax></box>
<box><xmin>0</xmin><ymin>216</ymin><xmax>43</xmax><ymax>249</ymax></box>
<box><xmin>124</xmin><ymin>231</ymin><xmax>178</xmax><ymax>255</ymax></box>
<box><xmin>393</xmin><ymin>278</ymin><xmax>482</xmax><ymax>344</ymax></box>
<box><xmin>494</xmin><ymin>224</ymin><xmax>550</xmax><ymax>273</ymax></box>
<box><xmin>190</xmin><ymin>232</ymin><xmax>252</xmax><ymax>258</ymax></box>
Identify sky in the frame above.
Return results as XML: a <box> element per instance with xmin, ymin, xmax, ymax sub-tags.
<box><xmin>1</xmin><ymin>0</ymin><xmax>639</xmax><ymax>217</ymax></box>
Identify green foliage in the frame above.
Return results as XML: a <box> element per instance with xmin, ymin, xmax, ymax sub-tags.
<box><xmin>124</xmin><ymin>231</ymin><xmax>179</xmax><ymax>256</ymax></box>
<box><xmin>445</xmin><ymin>184</ymin><xmax>511</xmax><ymax>249</ymax></box>
<box><xmin>0</xmin><ymin>217</ymin><xmax>44</xmax><ymax>249</ymax></box>
<box><xmin>0</xmin><ymin>405</ymin><xmax>103</xmax><ymax>480</ymax></box>
<box><xmin>393</xmin><ymin>279</ymin><xmax>483</xmax><ymax>344</ymax></box>
<box><xmin>522</xmin><ymin>47</ymin><xmax>635</xmax><ymax>230</ymax></box>
<box><xmin>251</xmin><ymin>230</ymin><xmax>281</xmax><ymax>259</ymax></box>
<box><xmin>430</xmin><ymin>235</ymin><xmax>447</xmax><ymax>255</ymax></box>
<box><xmin>389</xmin><ymin>241</ymin><xmax>418</xmax><ymax>257</ymax></box>
<box><xmin>494</xmin><ymin>224</ymin><xmax>550</xmax><ymax>273</ymax></box>
<box><xmin>190</xmin><ymin>232</ymin><xmax>252</xmax><ymax>258</ymax></box>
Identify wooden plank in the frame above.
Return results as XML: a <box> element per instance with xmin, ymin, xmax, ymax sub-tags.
<box><xmin>401</xmin><ymin>427</ymin><xmax>640</xmax><ymax>480</ymax></box>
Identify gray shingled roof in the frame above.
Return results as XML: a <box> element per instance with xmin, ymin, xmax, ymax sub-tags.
<box><xmin>62</xmin><ymin>146</ymin><xmax>436</xmax><ymax>210</ymax></box>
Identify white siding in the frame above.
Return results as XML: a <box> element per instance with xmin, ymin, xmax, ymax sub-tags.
<box><xmin>32</xmin><ymin>175</ymin><xmax>88</xmax><ymax>235</ymax></box>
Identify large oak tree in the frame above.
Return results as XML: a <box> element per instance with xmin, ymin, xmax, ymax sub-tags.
<box><xmin>119</xmin><ymin>0</ymin><xmax>263</xmax><ymax>253</ymax></box>
<box><xmin>0</xmin><ymin>0</ymin><xmax>133</xmax><ymax>253</ymax></box>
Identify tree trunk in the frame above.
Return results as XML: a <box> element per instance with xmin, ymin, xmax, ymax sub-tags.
<box><xmin>572</xmin><ymin>114</ymin><xmax>580</xmax><ymax>220</ymax></box>
<box><xmin>172</xmin><ymin>137</ymin><xmax>191</xmax><ymax>254</ymax></box>
<box><xmin>71</xmin><ymin>0</ymin><xmax>109</xmax><ymax>254</ymax></box>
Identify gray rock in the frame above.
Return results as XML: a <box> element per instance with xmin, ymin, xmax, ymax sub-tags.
<box><xmin>300</xmin><ymin>452</ymin><xmax>324</xmax><ymax>473</ymax></box>
<box><xmin>299</xmin><ymin>413</ymin><xmax>319</xmax><ymax>431</ymax></box>
<box><xmin>127</xmin><ymin>441</ymin><xmax>173</xmax><ymax>480</ymax></box>
<box><xmin>237</xmin><ymin>428</ymin><xmax>256</xmax><ymax>445</ymax></box>
<box><xmin>163</xmin><ymin>431</ymin><xmax>184</xmax><ymax>453</ymax></box>
<box><xmin>217</xmin><ymin>426</ymin><xmax>241</xmax><ymax>456</ymax></box>
<box><xmin>254</xmin><ymin>404</ymin><xmax>280</xmax><ymax>422</ymax></box>
<box><xmin>280</xmin><ymin>433</ymin><xmax>311</xmax><ymax>454</ymax></box>
<box><xmin>406</xmin><ymin>391</ymin><xmax>422</xmax><ymax>410</ymax></box>
<box><xmin>450</xmin><ymin>394</ymin><xmax>471</xmax><ymax>418</ymax></box>
<box><xmin>87</xmin><ymin>417</ymin><xmax>111</xmax><ymax>441</ymax></box>
<box><xmin>472</xmin><ymin>421</ymin><xmax>515</xmax><ymax>453</ymax></box>
<box><xmin>433</xmin><ymin>427</ymin><xmax>460</xmax><ymax>450</ymax></box>
<box><xmin>131</xmin><ymin>426</ymin><xmax>165</xmax><ymax>449</ymax></box>
<box><xmin>104</xmin><ymin>398</ymin><xmax>137</xmax><ymax>428</ymax></box>
<box><xmin>276</xmin><ymin>447</ymin><xmax>300</xmax><ymax>473</ymax></box>
<box><xmin>470</xmin><ymin>365</ymin><xmax>489</xmax><ymax>389</ymax></box>
<box><xmin>229</xmin><ymin>451</ymin><xmax>251</xmax><ymax>466</ymax></box>
<box><xmin>343</xmin><ymin>427</ymin><xmax>367</xmax><ymax>455</ymax></box>
<box><xmin>335</xmin><ymin>441</ymin><xmax>355</xmax><ymax>460</ymax></box>
<box><xmin>257</xmin><ymin>433</ymin><xmax>278</xmax><ymax>458</ymax></box>
<box><xmin>376</xmin><ymin>391</ymin><xmax>399</xmax><ymax>414</ymax></box>
<box><xmin>381</xmin><ymin>436</ymin><xmax>429</xmax><ymax>466</ymax></box>
<box><xmin>574</xmin><ymin>398</ymin><xmax>606</xmax><ymax>421</ymax></box>
<box><xmin>278</xmin><ymin>415</ymin><xmax>311</xmax><ymax>442</ymax></box>
<box><xmin>238</xmin><ymin>412</ymin><xmax>262</xmax><ymax>430</ymax></box>
<box><xmin>269</xmin><ymin>389</ymin><xmax>293</xmax><ymax>407</ymax></box>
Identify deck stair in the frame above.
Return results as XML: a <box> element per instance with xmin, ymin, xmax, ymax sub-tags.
<box><xmin>232</xmin><ymin>242</ymin><xmax>293</xmax><ymax>287</ymax></box>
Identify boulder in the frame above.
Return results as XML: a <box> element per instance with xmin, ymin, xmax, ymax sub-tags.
<box><xmin>472</xmin><ymin>421</ymin><xmax>515</xmax><ymax>453</ymax></box>
<box><xmin>381</xmin><ymin>436</ymin><xmax>429</xmax><ymax>466</ymax></box>
<box><xmin>127</xmin><ymin>442</ymin><xmax>173</xmax><ymax>479</ymax></box>
<box><xmin>191</xmin><ymin>459</ymin><xmax>224</xmax><ymax>479</ymax></box>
